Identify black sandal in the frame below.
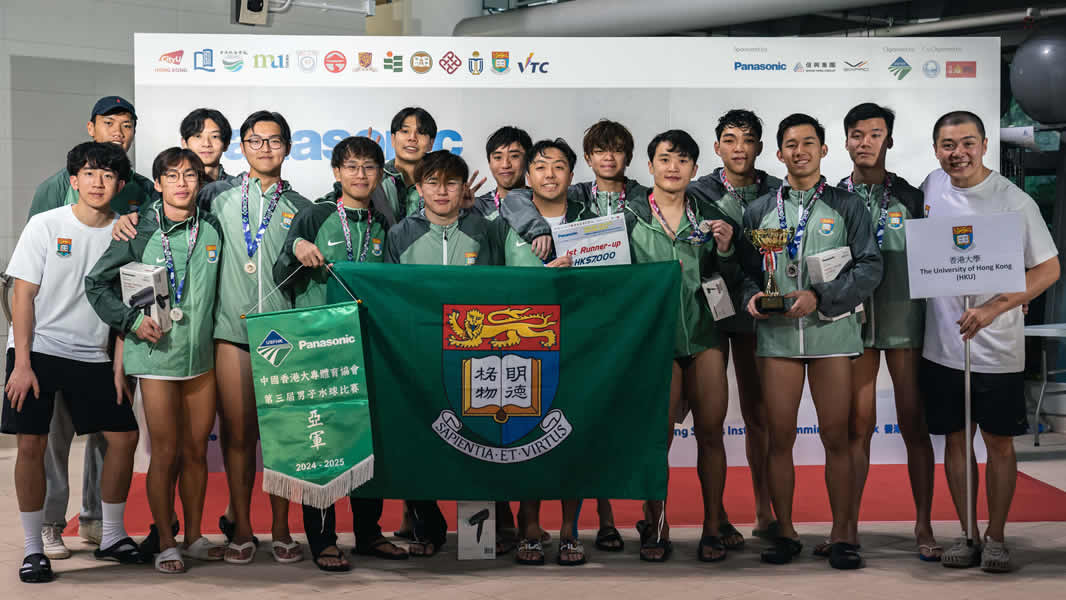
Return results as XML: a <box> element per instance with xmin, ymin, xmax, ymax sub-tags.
<box><xmin>515</xmin><ymin>539</ymin><xmax>545</xmax><ymax>565</ymax></box>
<box><xmin>718</xmin><ymin>521</ymin><xmax>745</xmax><ymax>550</ymax></box>
<box><xmin>829</xmin><ymin>542</ymin><xmax>863</xmax><ymax>570</ymax></box>
<box><xmin>761</xmin><ymin>536</ymin><xmax>803</xmax><ymax>565</ymax></box>
<box><xmin>355</xmin><ymin>538</ymin><xmax>409</xmax><ymax>560</ymax></box>
<box><xmin>139</xmin><ymin>519</ymin><xmax>181</xmax><ymax>555</ymax></box>
<box><xmin>594</xmin><ymin>526</ymin><xmax>624</xmax><ymax>552</ymax></box>
<box><xmin>557</xmin><ymin>539</ymin><xmax>587</xmax><ymax>566</ymax></box>
<box><xmin>94</xmin><ymin>537</ymin><xmax>152</xmax><ymax>564</ymax></box>
<box><xmin>637</xmin><ymin>520</ymin><xmax>672</xmax><ymax>562</ymax></box>
<box><xmin>312</xmin><ymin>547</ymin><xmax>351</xmax><ymax>572</ymax></box>
<box><xmin>19</xmin><ymin>553</ymin><xmax>54</xmax><ymax>583</ymax></box>
<box><xmin>698</xmin><ymin>534</ymin><xmax>727</xmax><ymax>562</ymax></box>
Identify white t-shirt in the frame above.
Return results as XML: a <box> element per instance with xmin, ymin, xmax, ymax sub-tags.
<box><xmin>6</xmin><ymin>206</ymin><xmax>117</xmax><ymax>363</ymax></box>
<box><xmin>920</xmin><ymin>169</ymin><xmax>1058</xmax><ymax>373</ymax></box>
<box><xmin>544</xmin><ymin>215</ymin><xmax>566</xmax><ymax>228</ymax></box>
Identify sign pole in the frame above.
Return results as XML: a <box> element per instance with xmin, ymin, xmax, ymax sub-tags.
<box><xmin>964</xmin><ymin>295</ymin><xmax>975</xmax><ymax>546</ymax></box>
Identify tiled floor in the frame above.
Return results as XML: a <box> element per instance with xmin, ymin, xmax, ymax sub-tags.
<box><xmin>1</xmin><ymin>434</ymin><xmax>1064</xmax><ymax>599</ymax></box>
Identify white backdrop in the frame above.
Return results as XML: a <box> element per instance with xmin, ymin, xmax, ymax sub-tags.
<box><xmin>135</xmin><ymin>34</ymin><xmax>998</xmax><ymax>467</ymax></box>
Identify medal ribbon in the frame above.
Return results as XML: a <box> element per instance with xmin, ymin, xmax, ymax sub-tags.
<box><xmin>492</xmin><ymin>190</ymin><xmax>501</xmax><ymax>211</ymax></box>
<box><xmin>718</xmin><ymin>168</ymin><xmax>760</xmax><ymax>207</ymax></box>
<box><xmin>590</xmin><ymin>182</ymin><xmax>626</xmax><ymax>215</ymax></box>
<box><xmin>777</xmin><ymin>179</ymin><xmax>828</xmax><ymax>260</ymax></box>
<box><xmin>155</xmin><ymin>207</ymin><xmax>199</xmax><ymax>306</ymax></box>
<box><xmin>241</xmin><ymin>173</ymin><xmax>284</xmax><ymax>260</ymax></box>
<box><xmin>336</xmin><ymin>202</ymin><xmax>373</xmax><ymax>263</ymax></box>
<box><xmin>844</xmin><ymin>173</ymin><xmax>893</xmax><ymax>249</ymax></box>
<box><xmin>649</xmin><ymin>192</ymin><xmax>710</xmax><ymax>245</ymax></box>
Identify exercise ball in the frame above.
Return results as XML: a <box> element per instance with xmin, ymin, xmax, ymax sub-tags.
<box><xmin>1011</xmin><ymin>29</ymin><xmax>1066</xmax><ymax>123</ymax></box>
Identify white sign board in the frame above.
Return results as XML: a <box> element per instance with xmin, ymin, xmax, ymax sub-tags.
<box><xmin>551</xmin><ymin>214</ymin><xmax>631</xmax><ymax>267</ymax></box>
<box><xmin>905</xmin><ymin>213</ymin><xmax>1026</xmax><ymax>299</ymax></box>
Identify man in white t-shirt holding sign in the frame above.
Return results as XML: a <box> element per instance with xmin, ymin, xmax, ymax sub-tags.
<box><xmin>4</xmin><ymin>142</ymin><xmax>147</xmax><ymax>583</ymax></box>
<box><xmin>919</xmin><ymin>111</ymin><xmax>1059</xmax><ymax>573</ymax></box>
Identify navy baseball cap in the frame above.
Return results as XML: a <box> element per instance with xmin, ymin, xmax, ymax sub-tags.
<box><xmin>90</xmin><ymin>96</ymin><xmax>137</xmax><ymax>122</ymax></box>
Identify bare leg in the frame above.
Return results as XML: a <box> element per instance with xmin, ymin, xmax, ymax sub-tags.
<box><xmin>807</xmin><ymin>357</ymin><xmax>855</xmax><ymax>545</ymax></box>
<box><xmin>141</xmin><ymin>379</ymin><xmax>183</xmax><ymax>570</ymax></box>
<box><xmin>943</xmin><ymin>427</ymin><xmax>979</xmax><ymax>537</ymax></box>
<box><xmin>641</xmin><ymin>360</ymin><xmax>682</xmax><ymax>560</ymax></box>
<box><xmin>15</xmin><ymin>434</ymin><xmax>48</xmax><ymax>511</ymax></box>
<box><xmin>729</xmin><ymin>334</ymin><xmax>773</xmax><ymax>530</ymax></box>
<box><xmin>215</xmin><ymin>342</ymin><xmax>257</xmax><ymax>561</ymax></box>
<box><xmin>884</xmin><ymin>349</ymin><xmax>937</xmax><ymax>552</ymax></box>
<box><xmin>761</xmin><ymin>358</ymin><xmax>805</xmax><ymax>541</ymax></box>
<box><xmin>980</xmin><ymin>430</ymin><xmax>1016</xmax><ymax>542</ymax></box>
<box><xmin>178</xmin><ymin>371</ymin><xmax>218</xmax><ymax>551</ymax></box>
<box><xmin>686</xmin><ymin>347</ymin><xmax>729</xmax><ymax>560</ymax></box>
<box><xmin>847</xmin><ymin>349</ymin><xmax>879</xmax><ymax>543</ymax></box>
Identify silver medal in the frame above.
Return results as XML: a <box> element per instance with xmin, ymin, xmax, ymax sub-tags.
<box><xmin>786</xmin><ymin>263</ymin><xmax>799</xmax><ymax>278</ymax></box>
<box><xmin>170</xmin><ymin>307</ymin><xmax>184</xmax><ymax>322</ymax></box>
<box><xmin>244</xmin><ymin>261</ymin><xmax>257</xmax><ymax>274</ymax></box>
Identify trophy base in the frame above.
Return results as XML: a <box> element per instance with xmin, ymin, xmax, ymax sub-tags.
<box><xmin>757</xmin><ymin>295</ymin><xmax>793</xmax><ymax>313</ymax></box>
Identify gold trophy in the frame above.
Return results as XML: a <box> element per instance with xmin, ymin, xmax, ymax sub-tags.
<box><xmin>746</xmin><ymin>227</ymin><xmax>795</xmax><ymax>313</ymax></box>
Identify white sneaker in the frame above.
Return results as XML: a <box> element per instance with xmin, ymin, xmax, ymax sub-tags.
<box><xmin>79</xmin><ymin>520</ymin><xmax>102</xmax><ymax>546</ymax></box>
<box><xmin>42</xmin><ymin>525</ymin><xmax>71</xmax><ymax>559</ymax></box>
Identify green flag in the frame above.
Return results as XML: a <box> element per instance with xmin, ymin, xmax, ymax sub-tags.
<box><xmin>328</xmin><ymin>262</ymin><xmax>678</xmax><ymax>501</ymax></box>
<box><xmin>245</xmin><ymin>301</ymin><xmax>373</xmax><ymax>508</ymax></box>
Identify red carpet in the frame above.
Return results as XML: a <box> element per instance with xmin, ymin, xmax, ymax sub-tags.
<box><xmin>65</xmin><ymin>465</ymin><xmax>1066</xmax><ymax>536</ymax></box>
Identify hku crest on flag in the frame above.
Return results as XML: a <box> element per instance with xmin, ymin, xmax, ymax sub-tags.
<box><xmin>329</xmin><ymin>262</ymin><xmax>676</xmax><ymax>501</ymax></box>
<box><xmin>246</xmin><ymin>302</ymin><xmax>373</xmax><ymax>508</ymax></box>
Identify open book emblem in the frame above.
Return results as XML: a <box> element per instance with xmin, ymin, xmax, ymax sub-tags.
<box><xmin>442</xmin><ymin>304</ymin><xmax>562</xmax><ymax>448</ymax></box>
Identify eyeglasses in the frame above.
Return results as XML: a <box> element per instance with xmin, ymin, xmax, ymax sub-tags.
<box><xmin>339</xmin><ymin>164</ymin><xmax>380</xmax><ymax>176</ymax></box>
<box><xmin>422</xmin><ymin>179</ymin><xmax>462</xmax><ymax>192</ymax></box>
<box><xmin>242</xmin><ymin>136</ymin><xmax>285</xmax><ymax>150</ymax></box>
<box><xmin>163</xmin><ymin>170</ymin><xmax>200</xmax><ymax>184</ymax></box>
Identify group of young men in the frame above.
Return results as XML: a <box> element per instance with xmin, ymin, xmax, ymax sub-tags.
<box><xmin>2</xmin><ymin>94</ymin><xmax>1058</xmax><ymax>583</ymax></box>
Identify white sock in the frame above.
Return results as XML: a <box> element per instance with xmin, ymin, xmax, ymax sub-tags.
<box><xmin>21</xmin><ymin>510</ymin><xmax>45</xmax><ymax>557</ymax></box>
<box><xmin>101</xmin><ymin>501</ymin><xmax>128</xmax><ymax>549</ymax></box>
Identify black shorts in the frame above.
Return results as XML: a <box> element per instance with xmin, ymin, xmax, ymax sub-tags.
<box><xmin>1</xmin><ymin>349</ymin><xmax>138</xmax><ymax>436</ymax></box>
<box><xmin>919</xmin><ymin>358</ymin><xmax>1028</xmax><ymax>437</ymax></box>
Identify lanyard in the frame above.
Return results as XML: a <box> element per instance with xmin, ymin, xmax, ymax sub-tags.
<box><xmin>590</xmin><ymin>181</ymin><xmax>626</xmax><ymax>215</ymax></box>
<box><xmin>155</xmin><ymin>207</ymin><xmax>199</xmax><ymax>306</ymax></box>
<box><xmin>844</xmin><ymin>173</ymin><xmax>893</xmax><ymax>249</ymax></box>
<box><xmin>649</xmin><ymin>192</ymin><xmax>709</xmax><ymax>245</ymax></box>
<box><xmin>336</xmin><ymin>202</ymin><xmax>373</xmax><ymax>263</ymax></box>
<box><xmin>718</xmin><ymin>168</ymin><xmax>760</xmax><ymax>207</ymax></box>
<box><xmin>778</xmin><ymin>179</ymin><xmax>827</xmax><ymax>260</ymax></box>
<box><xmin>241</xmin><ymin>173</ymin><xmax>283</xmax><ymax>260</ymax></box>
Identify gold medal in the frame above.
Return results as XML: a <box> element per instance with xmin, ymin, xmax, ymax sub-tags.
<box><xmin>244</xmin><ymin>261</ymin><xmax>257</xmax><ymax>274</ymax></box>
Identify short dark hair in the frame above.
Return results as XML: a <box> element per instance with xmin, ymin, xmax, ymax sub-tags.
<box><xmin>844</xmin><ymin>103</ymin><xmax>895</xmax><ymax>138</ymax></box>
<box><xmin>582</xmin><ymin>119</ymin><xmax>635</xmax><ymax>166</ymax></box>
<box><xmin>390</xmin><ymin>107</ymin><xmax>437</xmax><ymax>139</ymax></box>
<box><xmin>485</xmin><ymin>126</ymin><xmax>533</xmax><ymax>161</ymax></box>
<box><xmin>239</xmin><ymin>110</ymin><xmax>292</xmax><ymax>148</ymax></box>
<box><xmin>180</xmin><ymin>108</ymin><xmax>233</xmax><ymax>147</ymax></box>
<box><xmin>932</xmin><ymin>110</ymin><xmax>986</xmax><ymax>143</ymax></box>
<box><xmin>715</xmin><ymin>109</ymin><xmax>763</xmax><ymax>141</ymax></box>
<box><xmin>527</xmin><ymin>138</ymin><xmax>578</xmax><ymax>172</ymax></box>
<box><xmin>66</xmin><ymin>141</ymin><xmax>130</xmax><ymax>181</ymax></box>
<box><xmin>647</xmin><ymin>130</ymin><xmax>700</xmax><ymax>162</ymax></box>
<box><xmin>414</xmin><ymin>150</ymin><xmax>468</xmax><ymax>184</ymax></box>
<box><xmin>331</xmin><ymin>136</ymin><xmax>385</xmax><ymax>169</ymax></box>
<box><xmin>152</xmin><ymin>147</ymin><xmax>206</xmax><ymax>183</ymax></box>
<box><xmin>776</xmin><ymin>113</ymin><xmax>826</xmax><ymax>148</ymax></box>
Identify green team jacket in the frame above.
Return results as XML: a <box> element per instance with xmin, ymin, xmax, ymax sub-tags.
<box><xmin>626</xmin><ymin>189</ymin><xmax>738</xmax><ymax>357</ymax></box>
<box><xmin>689</xmin><ymin>168</ymin><xmax>782</xmax><ymax>335</ymax></box>
<box><xmin>501</xmin><ymin>195</ymin><xmax>617</xmax><ymax>267</ymax></box>
<box><xmin>738</xmin><ymin>178</ymin><xmax>883</xmax><ymax>358</ymax></box>
<box><xmin>85</xmin><ymin>201</ymin><xmax>224</xmax><ymax>377</ymax></box>
<box><xmin>476</xmin><ymin>188</ymin><xmax>568</xmax><ymax>245</ymax></box>
<box><xmin>499</xmin><ymin>178</ymin><xmax>647</xmax><ymax>242</ymax></box>
<box><xmin>200</xmin><ymin>173</ymin><xmax>312</xmax><ymax>344</ymax></box>
<box><xmin>568</xmin><ymin>178</ymin><xmax>648</xmax><ymax>219</ymax></box>
<box><xmin>273</xmin><ymin>182</ymin><xmax>390</xmax><ymax>308</ymax></box>
<box><xmin>836</xmin><ymin>174</ymin><xmax>925</xmax><ymax>349</ymax></box>
<box><xmin>29</xmin><ymin>166</ymin><xmax>156</xmax><ymax>219</ymax></box>
<box><xmin>385</xmin><ymin>210</ymin><xmax>505</xmax><ymax>266</ymax></box>
<box><xmin>376</xmin><ymin>159</ymin><xmax>422</xmax><ymax>223</ymax></box>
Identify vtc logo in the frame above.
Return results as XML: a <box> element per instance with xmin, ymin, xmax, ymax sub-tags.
<box><xmin>516</xmin><ymin>52</ymin><xmax>549</xmax><ymax>74</ymax></box>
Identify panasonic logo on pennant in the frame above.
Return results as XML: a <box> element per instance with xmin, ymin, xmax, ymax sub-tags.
<box><xmin>733</xmin><ymin>61</ymin><xmax>787</xmax><ymax>71</ymax></box>
<box><xmin>299</xmin><ymin>335</ymin><xmax>357</xmax><ymax>350</ymax></box>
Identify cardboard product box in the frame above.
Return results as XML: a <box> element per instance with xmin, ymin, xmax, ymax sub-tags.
<box><xmin>119</xmin><ymin>263</ymin><xmax>172</xmax><ymax>333</ymax></box>
<box><xmin>701</xmin><ymin>274</ymin><xmax>736</xmax><ymax>321</ymax></box>
<box><xmin>804</xmin><ymin>247</ymin><xmax>865</xmax><ymax>322</ymax></box>
<box><xmin>456</xmin><ymin>501</ymin><xmax>495</xmax><ymax>560</ymax></box>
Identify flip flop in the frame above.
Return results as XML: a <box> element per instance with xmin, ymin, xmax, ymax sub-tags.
<box><xmin>154</xmin><ymin>547</ymin><xmax>186</xmax><ymax>574</ymax></box>
<box><xmin>19</xmin><ymin>553</ymin><xmax>54</xmax><ymax>583</ymax></box>
<box><xmin>181</xmin><ymin>537</ymin><xmax>225</xmax><ymax>561</ymax></box>
<box><xmin>718</xmin><ymin>521</ymin><xmax>745</xmax><ymax>550</ymax></box>
<box><xmin>355</xmin><ymin>538</ymin><xmax>409</xmax><ymax>560</ymax></box>
<box><xmin>271</xmin><ymin>540</ymin><xmax>304</xmax><ymax>564</ymax></box>
<box><xmin>594</xmin><ymin>526</ymin><xmax>625</xmax><ymax>552</ymax></box>
<box><xmin>94</xmin><ymin>537</ymin><xmax>151</xmax><ymax>564</ymax></box>
<box><xmin>698</xmin><ymin>534</ymin><xmax>727</xmax><ymax>562</ymax></box>
<box><xmin>918</xmin><ymin>544</ymin><xmax>944</xmax><ymax>562</ymax></box>
<box><xmin>223</xmin><ymin>541</ymin><xmax>256</xmax><ymax>565</ymax></box>
<box><xmin>219</xmin><ymin>515</ymin><xmax>260</xmax><ymax>547</ymax></box>
<box><xmin>312</xmin><ymin>547</ymin><xmax>351</xmax><ymax>572</ymax></box>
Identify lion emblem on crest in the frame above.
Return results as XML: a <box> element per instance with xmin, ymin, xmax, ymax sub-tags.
<box><xmin>448</xmin><ymin>307</ymin><xmax>557</xmax><ymax>349</ymax></box>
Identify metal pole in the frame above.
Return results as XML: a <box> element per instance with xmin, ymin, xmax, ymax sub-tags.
<box><xmin>964</xmin><ymin>295</ymin><xmax>975</xmax><ymax>545</ymax></box>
